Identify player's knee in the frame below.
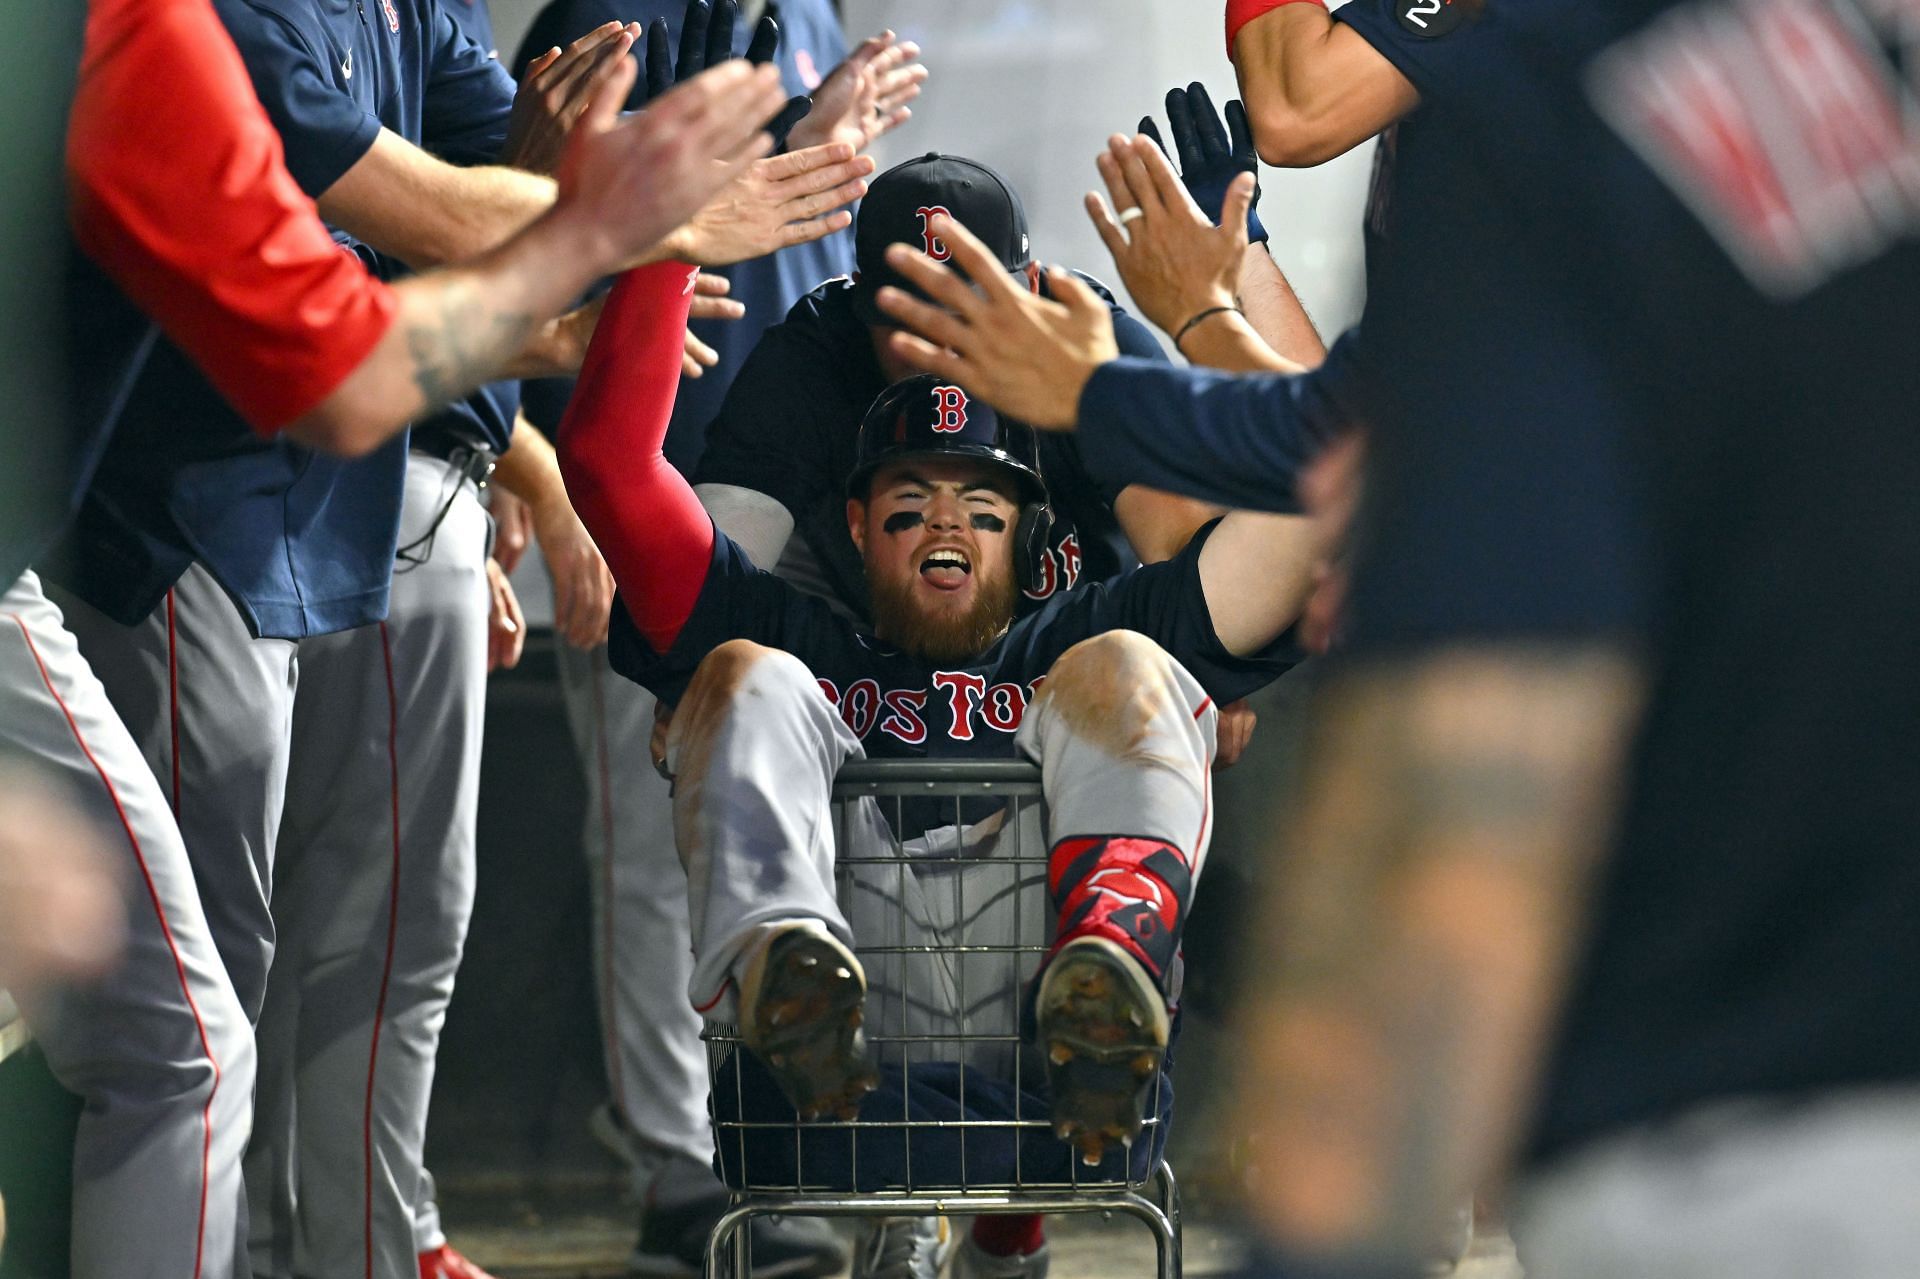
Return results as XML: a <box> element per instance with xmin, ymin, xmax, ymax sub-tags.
<box><xmin>688</xmin><ymin>640</ymin><xmax>812</xmax><ymax>704</ymax></box>
<box><xmin>678</xmin><ymin>641</ymin><xmax>817</xmax><ymax>743</ymax></box>
<box><xmin>197</xmin><ymin>976</ymin><xmax>255</xmax><ymax>1108</ymax></box>
<box><xmin>112</xmin><ymin>980</ymin><xmax>253</xmax><ymax>1118</ymax></box>
<box><xmin>1039</xmin><ymin>631</ymin><xmax>1183</xmax><ymax>750</ymax></box>
<box><xmin>1048</xmin><ymin>631</ymin><xmax>1175</xmax><ymax>707</ymax></box>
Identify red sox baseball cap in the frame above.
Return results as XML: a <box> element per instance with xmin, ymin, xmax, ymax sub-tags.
<box><xmin>846</xmin><ymin>375</ymin><xmax>1047</xmax><ymax>504</ymax></box>
<box><xmin>848</xmin><ymin>153</ymin><xmax>1033</xmax><ymax>326</ymax></box>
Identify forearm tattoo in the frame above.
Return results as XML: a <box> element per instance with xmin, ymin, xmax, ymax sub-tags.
<box><xmin>1237</xmin><ymin>647</ymin><xmax>1642</xmax><ymax>1259</ymax></box>
<box><xmin>405</xmin><ymin>280</ymin><xmax>536</xmax><ymax>411</ymax></box>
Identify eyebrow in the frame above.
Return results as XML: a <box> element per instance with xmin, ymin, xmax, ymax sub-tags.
<box><xmin>884</xmin><ymin>473</ymin><xmax>1012</xmax><ymax>499</ymax></box>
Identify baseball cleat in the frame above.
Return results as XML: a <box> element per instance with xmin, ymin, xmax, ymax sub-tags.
<box><xmin>740</xmin><ymin>923</ymin><xmax>878</xmax><ymax>1120</ymax></box>
<box><xmin>1034</xmin><ymin>935</ymin><xmax>1170</xmax><ymax>1168</ymax></box>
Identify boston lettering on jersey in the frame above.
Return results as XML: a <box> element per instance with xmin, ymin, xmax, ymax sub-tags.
<box><xmin>610</xmin><ymin>522</ymin><xmax>1297</xmax><ymax>768</ymax></box>
<box><xmin>816</xmin><ymin>671</ymin><xmax>1048</xmax><ymax>746</ymax></box>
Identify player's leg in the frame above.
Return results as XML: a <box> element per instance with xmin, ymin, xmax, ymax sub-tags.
<box><xmin>556</xmin><ymin>642</ymin><xmax>847</xmax><ymax>1277</ymax></box>
<box><xmin>51</xmin><ymin>560</ymin><xmax>299</xmax><ymax>1023</ymax></box>
<box><xmin>266</xmin><ymin>455</ymin><xmax>491</xmax><ymax>1279</ymax></box>
<box><xmin>661</xmin><ymin>639</ymin><xmax>877</xmax><ymax>1119</ymax></box>
<box><xmin>1016</xmin><ymin>629</ymin><xmax>1217</xmax><ymax>1166</ymax></box>
<box><xmin>553</xmin><ymin>644</ymin><xmax>712</xmax><ymax>1178</ymax></box>
<box><xmin>2</xmin><ymin>569</ymin><xmax>256</xmax><ymax>1279</ymax></box>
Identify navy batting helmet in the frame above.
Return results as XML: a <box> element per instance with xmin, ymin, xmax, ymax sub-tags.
<box><xmin>846</xmin><ymin>376</ymin><xmax>1047</xmax><ymax>503</ymax></box>
<box><xmin>847</xmin><ymin>376</ymin><xmax>1056</xmax><ymax>593</ymax></box>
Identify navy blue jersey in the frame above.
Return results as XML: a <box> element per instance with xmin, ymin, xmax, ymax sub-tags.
<box><xmin>5</xmin><ymin>250</ymin><xmax>159</xmax><ymax>596</ymax></box>
<box><xmin>610</xmin><ymin>518</ymin><xmax>1296</xmax><ymax>757</ymax></box>
<box><xmin>514</xmin><ymin>0</ymin><xmax>856</xmax><ymax>464</ymax></box>
<box><xmin>693</xmin><ymin>276</ymin><xmax>1166</xmax><ymax>620</ymax></box>
<box><xmin>51</xmin><ymin>0</ymin><xmax>514</xmax><ymax>636</ymax></box>
<box><xmin>1334</xmin><ymin>0</ymin><xmax>1500</xmax><ymax>296</ymax></box>
<box><xmin>1307</xmin><ymin>0</ymin><xmax>1920</xmax><ymax>1166</ymax></box>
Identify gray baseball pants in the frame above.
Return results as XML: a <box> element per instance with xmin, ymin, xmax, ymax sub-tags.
<box><xmin>53</xmin><ymin>561</ymin><xmax>299</xmax><ymax>1029</ymax></box>
<box><xmin>548</xmin><ymin>487</ymin><xmax>805</xmax><ymax>1178</ymax></box>
<box><xmin>661</xmin><ymin>630</ymin><xmax>1218</xmax><ymax>1025</ymax></box>
<box><xmin>3</xmin><ymin>568</ymin><xmax>255</xmax><ymax>1279</ymax></box>
<box><xmin>555</xmin><ymin>644</ymin><xmax>712</xmax><ymax>1173</ymax></box>
<box><xmin>1513</xmin><ymin>1086</ymin><xmax>1920</xmax><ymax>1279</ymax></box>
<box><xmin>245</xmin><ymin>454</ymin><xmax>490</xmax><ymax>1279</ymax></box>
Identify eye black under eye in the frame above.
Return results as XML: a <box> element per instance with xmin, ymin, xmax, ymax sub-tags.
<box><xmin>970</xmin><ymin>513</ymin><xmax>1007</xmax><ymax>533</ymax></box>
<box><xmin>883</xmin><ymin>512</ymin><xmax>925</xmax><ymax>534</ymax></box>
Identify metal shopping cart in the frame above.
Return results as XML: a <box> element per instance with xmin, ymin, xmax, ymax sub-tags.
<box><xmin>700</xmin><ymin>759</ymin><xmax>1182</xmax><ymax>1279</ymax></box>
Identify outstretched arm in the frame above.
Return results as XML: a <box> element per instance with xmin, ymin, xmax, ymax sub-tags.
<box><xmin>71</xmin><ymin>0</ymin><xmax>784</xmax><ymax>457</ymax></box>
<box><xmin>1195</xmin><ymin>507</ymin><xmax>1323</xmax><ymax>656</ymax></box>
<box><xmin>873</xmin><ymin>213</ymin><xmax>1360</xmax><ymax>510</ymax></box>
<box><xmin>1127</xmin><ymin>85</ymin><xmax>1326</xmax><ymax>367</ymax></box>
<box><xmin>556</xmin><ymin>263</ymin><xmax>713</xmax><ymax>654</ymax></box>
<box><xmin>1077</xmin><ymin>341</ymin><xmax>1361</xmax><ymax>512</ymax></box>
<box><xmin>1229</xmin><ymin>2</ymin><xmax>1418</xmax><ymax>166</ymax></box>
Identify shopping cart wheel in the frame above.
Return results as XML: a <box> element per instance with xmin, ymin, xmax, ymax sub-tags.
<box><xmin>1035</xmin><ymin>936</ymin><xmax>1171</xmax><ymax>1167</ymax></box>
<box><xmin>741</xmin><ymin>926</ymin><xmax>879</xmax><ymax>1121</ymax></box>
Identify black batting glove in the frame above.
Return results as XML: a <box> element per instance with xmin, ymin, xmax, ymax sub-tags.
<box><xmin>1139</xmin><ymin>82</ymin><xmax>1267</xmax><ymax>244</ymax></box>
<box><xmin>644</xmin><ymin>0</ymin><xmax>811</xmax><ymax>148</ymax></box>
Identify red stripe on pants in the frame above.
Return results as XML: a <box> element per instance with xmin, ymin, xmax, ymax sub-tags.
<box><xmin>9</xmin><ymin>611</ymin><xmax>220</xmax><ymax>1279</ymax></box>
<box><xmin>366</xmin><ymin>622</ymin><xmax>404</xmax><ymax>1279</ymax></box>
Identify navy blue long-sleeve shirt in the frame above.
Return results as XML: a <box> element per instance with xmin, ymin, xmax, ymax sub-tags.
<box><xmin>1072</xmin><ymin>330</ymin><xmax>1368</xmax><ymax>515</ymax></box>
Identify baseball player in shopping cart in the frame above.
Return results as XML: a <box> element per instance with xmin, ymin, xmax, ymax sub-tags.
<box><xmin>555</xmin><ymin>252</ymin><xmax>1322</xmax><ymax>1274</ymax></box>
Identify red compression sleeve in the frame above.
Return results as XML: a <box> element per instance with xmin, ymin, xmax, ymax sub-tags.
<box><xmin>68</xmin><ymin>0</ymin><xmax>397</xmax><ymax>434</ymax></box>
<box><xmin>1226</xmin><ymin>0</ymin><xmax>1327</xmax><ymax>57</ymax></box>
<box><xmin>556</xmin><ymin>261</ymin><xmax>711</xmax><ymax>654</ymax></box>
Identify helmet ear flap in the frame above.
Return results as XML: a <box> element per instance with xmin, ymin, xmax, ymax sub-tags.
<box><xmin>1015</xmin><ymin>501</ymin><xmax>1055</xmax><ymax>594</ymax></box>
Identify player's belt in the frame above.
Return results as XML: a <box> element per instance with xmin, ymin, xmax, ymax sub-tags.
<box><xmin>410</xmin><ymin>433</ymin><xmax>498</xmax><ymax>489</ymax></box>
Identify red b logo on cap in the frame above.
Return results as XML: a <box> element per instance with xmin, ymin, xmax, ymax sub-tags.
<box><xmin>915</xmin><ymin>206</ymin><xmax>953</xmax><ymax>261</ymax></box>
<box><xmin>931</xmin><ymin>386</ymin><xmax>969</xmax><ymax>433</ymax></box>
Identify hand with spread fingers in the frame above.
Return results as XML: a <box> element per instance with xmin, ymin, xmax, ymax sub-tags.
<box><xmin>506</xmin><ymin>19</ymin><xmax>644</xmax><ymax>175</ymax></box>
<box><xmin>660</xmin><ymin>140</ymin><xmax>873</xmax><ymax>266</ymax></box>
<box><xmin>1086</xmin><ymin>131</ymin><xmax>1253</xmax><ymax>345</ymax></box>
<box><xmin>875</xmin><ymin>213</ymin><xmax>1119</xmax><ymax>430</ymax></box>
<box><xmin>645</xmin><ymin>0</ymin><xmax>812</xmax><ymax>146</ymax></box>
<box><xmin>554</xmin><ymin>58</ymin><xmax>787</xmax><ymax>270</ymax></box>
<box><xmin>634</xmin><ymin>3</ymin><xmax>873</xmax><ymax>265</ymax></box>
<box><xmin>786</xmin><ymin>30</ymin><xmax>929</xmax><ymax>153</ymax></box>
<box><xmin>1139</xmin><ymin>83</ymin><xmax>1267</xmax><ymax>243</ymax></box>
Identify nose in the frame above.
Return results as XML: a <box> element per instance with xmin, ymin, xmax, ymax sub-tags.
<box><xmin>925</xmin><ymin>490</ymin><xmax>964</xmax><ymax>532</ymax></box>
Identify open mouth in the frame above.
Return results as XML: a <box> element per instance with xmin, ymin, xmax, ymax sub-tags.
<box><xmin>919</xmin><ymin>547</ymin><xmax>972</xmax><ymax>591</ymax></box>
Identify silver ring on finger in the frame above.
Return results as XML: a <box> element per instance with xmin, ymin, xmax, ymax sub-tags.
<box><xmin>1117</xmin><ymin>206</ymin><xmax>1146</xmax><ymax>225</ymax></box>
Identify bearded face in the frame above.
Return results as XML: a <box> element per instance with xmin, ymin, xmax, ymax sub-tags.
<box><xmin>849</xmin><ymin>457</ymin><xmax>1024</xmax><ymax>666</ymax></box>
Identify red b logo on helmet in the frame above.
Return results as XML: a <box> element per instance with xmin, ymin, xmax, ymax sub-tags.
<box><xmin>931</xmin><ymin>386</ymin><xmax>969</xmax><ymax>433</ymax></box>
<box><xmin>915</xmin><ymin>206</ymin><xmax>953</xmax><ymax>261</ymax></box>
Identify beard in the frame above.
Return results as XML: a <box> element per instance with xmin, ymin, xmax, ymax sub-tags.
<box><xmin>866</xmin><ymin>562</ymin><xmax>1018</xmax><ymax>666</ymax></box>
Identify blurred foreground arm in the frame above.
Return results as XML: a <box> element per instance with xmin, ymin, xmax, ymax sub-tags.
<box><xmin>69</xmin><ymin>0</ymin><xmax>783</xmax><ymax>457</ymax></box>
<box><xmin>1234</xmin><ymin>648</ymin><xmax>1641</xmax><ymax>1272</ymax></box>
